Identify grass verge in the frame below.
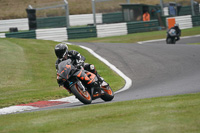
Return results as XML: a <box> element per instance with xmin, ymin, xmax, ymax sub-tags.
<box><xmin>69</xmin><ymin>26</ymin><xmax>200</xmax><ymax>43</ymax></box>
<box><xmin>0</xmin><ymin>92</ymin><xmax>200</xmax><ymax>133</ymax></box>
<box><xmin>189</xmin><ymin>43</ymin><xmax>200</xmax><ymax>45</ymax></box>
<box><xmin>1</xmin><ymin>26</ymin><xmax>200</xmax><ymax>133</ymax></box>
<box><xmin>0</xmin><ymin>38</ymin><xmax>124</xmax><ymax>108</ymax></box>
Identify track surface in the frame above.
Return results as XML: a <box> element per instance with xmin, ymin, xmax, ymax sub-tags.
<box><xmin>26</xmin><ymin>36</ymin><xmax>200</xmax><ymax>112</ymax></box>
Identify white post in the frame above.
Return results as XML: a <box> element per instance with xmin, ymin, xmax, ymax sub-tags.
<box><xmin>160</xmin><ymin>0</ymin><xmax>164</xmax><ymax>16</ymax></box>
<box><xmin>191</xmin><ymin>0</ymin><xmax>195</xmax><ymax>16</ymax></box>
<box><xmin>126</xmin><ymin>0</ymin><xmax>130</xmax><ymax>4</ymax></box>
<box><xmin>28</xmin><ymin>5</ymin><xmax>33</xmax><ymax>9</ymax></box>
<box><xmin>64</xmin><ymin>0</ymin><xmax>70</xmax><ymax>28</ymax></box>
<box><xmin>92</xmin><ymin>0</ymin><xmax>96</xmax><ymax>26</ymax></box>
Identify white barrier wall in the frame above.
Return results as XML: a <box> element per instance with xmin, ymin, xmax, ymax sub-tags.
<box><xmin>36</xmin><ymin>27</ymin><xmax>67</xmax><ymax>42</ymax></box>
<box><xmin>0</xmin><ymin>14</ymin><xmax>102</xmax><ymax>32</ymax></box>
<box><xmin>70</xmin><ymin>13</ymin><xmax>102</xmax><ymax>26</ymax></box>
<box><xmin>0</xmin><ymin>33</ymin><xmax>5</xmax><ymax>38</ymax></box>
<box><xmin>97</xmin><ymin>23</ymin><xmax>127</xmax><ymax>38</ymax></box>
<box><xmin>0</xmin><ymin>18</ymin><xmax>29</xmax><ymax>32</ymax></box>
<box><xmin>167</xmin><ymin>15</ymin><xmax>193</xmax><ymax>29</ymax></box>
<box><xmin>174</xmin><ymin>15</ymin><xmax>193</xmax><ymax>29</ymax></box>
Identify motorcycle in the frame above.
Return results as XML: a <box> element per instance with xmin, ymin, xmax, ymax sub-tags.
<box><xmin>166</xmin><ymin>28</ymin><xmax>177</xmax><ymax>44</ymax></box>
<box><xmin>56</xmin><ymin>59</ymin><xmax>114</xmax><ymax>104</ymax></box>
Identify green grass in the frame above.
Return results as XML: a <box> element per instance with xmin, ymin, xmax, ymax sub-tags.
<box><xmin>1</xmin><ymin>26</ymin><xmax>200</xmax><ymax>108</ymax></box>
<box><xmin>190</xmin><ymin>43</ymin><xmax>200</xmax><ymax>45</ymax></box>
<box><xmin>1</xmin><ymin>26</ymin><xmax>200</xmax><ymax>133</ymax></box>
<box><xmin>0</xmin><ymin>93</ymin><xmax>200</xmax><ymax>133</ymax></box>
<box><xmin>0</xmin><ymin>38</ymin><xmax>124</xmax><ymax>108</ymax></box>
<box><xmin>69</xmin><ymin>26</ymin><xmax>200</xmax><ymax>43</ymax></box>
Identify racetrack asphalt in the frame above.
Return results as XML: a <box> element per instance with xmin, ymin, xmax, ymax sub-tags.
<box><xmin>25</xmin><ymin>35</ymin><xmax>200</xmax><ymax>112</ymax></box>
<box><xmin>9</xmin><ymin>36</ymin><xmax>200</xmax><ymax>113</ymax></box>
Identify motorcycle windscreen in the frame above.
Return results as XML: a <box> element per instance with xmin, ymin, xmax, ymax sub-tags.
<box><xmin>57</xmin><ymin>59</ymin><xmax>76</xmax><ymax>80</ymax></box>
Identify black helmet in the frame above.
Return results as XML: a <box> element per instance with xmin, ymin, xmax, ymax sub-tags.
<box><xmin>174</xmin><ymin>23</ymin><xmax>179</xmax><ymax>28</ymax></box>
<box><xmin>55</xmin><ymin>43</ymin><xmax>68</xmax><ymax>59</ymax></box>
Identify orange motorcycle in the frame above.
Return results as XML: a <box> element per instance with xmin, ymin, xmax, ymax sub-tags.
<box><xmin>56</xmin><ymin>59</ymin><xmax>114</xmax><ymax>104</ymax></box>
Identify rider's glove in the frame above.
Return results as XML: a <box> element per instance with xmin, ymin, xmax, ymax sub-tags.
<box><xmin>75</xmin><ymin>53</ymin><xmax>82</xmax><ymax>64</ymax></box>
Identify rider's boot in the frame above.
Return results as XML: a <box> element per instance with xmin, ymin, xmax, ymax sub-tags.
<box><xmin>89</xmin><ymin>64</ymin><xmax>109</xmax><ymax>87</ymax></box>
<box><xmin>96</xmin><ymin>74</ymin><xmax>109</xmax><ymax>87</ymax></box>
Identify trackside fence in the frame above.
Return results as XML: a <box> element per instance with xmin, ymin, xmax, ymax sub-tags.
<box><xmin>37</xmin><ymin>16</ymin><xmax>66</xmax><ymax>29</ymax></box>
<box><xmin>36</xmin><ymin>14</ymin><xmax>103</xmax><ymax>29</ymax></box>
<box><xmin>1</xmin><ymin>15</ymin><xmax>200</xmax><ymax>41</ymax></box>
<box><xmin>0</xmin><ymin>14</ymin><xmax>102</xmax><ymax>32</ymax></box>
<box><xmin>0</xmin><ymin>4</ymin><xmax>200</xmax><ymax>32</ymax></box>
<box><xmin>127</xmin><ymin>20</ymin><xmax>160</xmax><ymax>34</ymax></box>
<box><xmin>192</xmin><ymin>15</ymin><xmax>200</xmax><ymax>26</ymax></box>
<box><xmin>102</xmin><ymin>12</ymin><xmax>124</xmax><ymax>24</ymax></box>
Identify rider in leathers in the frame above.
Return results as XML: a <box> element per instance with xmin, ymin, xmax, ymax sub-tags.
<box><xmin>55</xmin><ymin>43</ymin><xmax>107</xmax><ymax>89</ymax></box>
<box><xmin>167</xmin><ymin>23</ymin><xmax>181</xmax><ymax>41</ymax></box>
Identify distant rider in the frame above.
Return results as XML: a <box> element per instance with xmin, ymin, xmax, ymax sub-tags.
<box><xmin>168</xmin><ymin>23</ymin><xmax>181</xmax><ymax>41</ymax></box>
<box><xmin>54</xmin><ymin>43</ymin><xmax>107</xmax><ymax>87</ymax></box>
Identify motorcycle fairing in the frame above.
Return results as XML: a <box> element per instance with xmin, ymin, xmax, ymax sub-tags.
<box><xmin>57</xmin><ymin>59</ymin><xmax>76</xmax><ymax>80</ymax></box>
<box><xmin>74</xmin><ymin>69</ymin><xmax>98</xmax><ymax>85</ymax></box>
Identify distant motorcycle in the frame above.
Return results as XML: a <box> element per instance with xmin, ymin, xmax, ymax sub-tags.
<box><xmin>56</xmin><ymin>59</ymin><xmax>114</xmax><ymax>104</ymax></box>
<box><xmin>166</xmin><ymin>29</ymin><xmax>177</xmax><ymax>44</ymax></box>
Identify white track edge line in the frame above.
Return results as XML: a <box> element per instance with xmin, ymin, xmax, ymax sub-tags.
<box><xmin>0</xmin><ymin>106</ymin><xmax>39</xmax><ymax>115</ymax></box>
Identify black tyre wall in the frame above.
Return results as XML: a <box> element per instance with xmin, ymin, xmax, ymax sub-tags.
<box><xmin>26</xmin><ymin>9</ymin><xmax>37</xmax><ymax>30</ymax></box>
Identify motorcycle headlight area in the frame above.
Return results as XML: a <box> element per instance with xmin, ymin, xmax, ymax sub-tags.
<box><xmin>57</xmin><ymin>76</ymin><xmax>65</xmax><ymax>85</ymax></box>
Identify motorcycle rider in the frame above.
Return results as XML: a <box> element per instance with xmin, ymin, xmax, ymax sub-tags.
<box><xmin>167</xmin><ymin>23</ymin><xmax>181</xmax><ymax>41</ymax></box>
<box><xmin>55</xmin><ymin>43</ymin><xmax>108</xmax><ymax>87</ymax></box>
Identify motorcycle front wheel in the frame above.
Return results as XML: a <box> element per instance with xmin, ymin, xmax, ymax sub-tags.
<box><xmin>166</xmin><ymin>37</ymin><xmax>176</xmax><ymax>44</ymax></box>
<box><xmin>101</xmin><ymin>85</ymin><xmax>114</xmax><ymax>101</ymax></box>
<box><xmin>71</xmin><ymin>81</ymin><xmax>92</xmax><ymax>104</ymax></box>
<box><xmin>166</xmin><ymin>37</ymin><xmax>172</xmax><ymax>44</ymax></box>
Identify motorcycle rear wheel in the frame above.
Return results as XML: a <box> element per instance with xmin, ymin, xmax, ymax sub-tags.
<box><xmin>71</xmin><ymin>82</ymin><xmax>92</xmax><ymax>104</ymax></box>
<box><xmin>101</xmin><ymin>86</ymin><xmax>114</xmax><ymax>101</ymax></box>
